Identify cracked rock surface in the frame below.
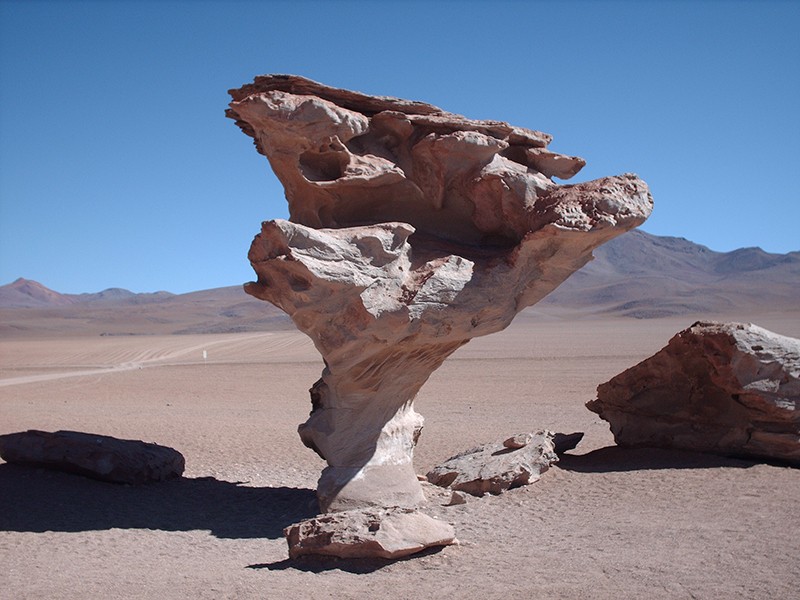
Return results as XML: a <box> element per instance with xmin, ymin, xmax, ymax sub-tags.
<box><xmin>426</xmin><ymin>430</ymin><xmax>559</xmax><ymax>496</ymax></box>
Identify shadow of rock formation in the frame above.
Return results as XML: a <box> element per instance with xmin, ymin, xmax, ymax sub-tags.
<box><xmin>555</xmin><ymin>446</ymin><xmax>759</xmax><ymax>473</ymax></box>
<box><xmin>0</xmin><ymin>463</ymin><xmax>318</xmax><ymax>539</ymax></box>
<box><xmin>247</xmin><ymin>544</ymin><xmax>447</xmax><ymax>574</ymax></box>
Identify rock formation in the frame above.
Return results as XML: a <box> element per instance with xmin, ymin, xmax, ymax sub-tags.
<box><xmin>587</xmin><ymin>322</ymin><xmax>800</xmax><ymax>464</ymax></box>
<box><xmin>0</xmin><ymin>430</ymin><xmax>185</xmax><ymax>484</ymax></box>
<box><xmin>426</xmin><ymin>430</ymin><xmax>559</xmax><ymax>496</ymax></box>
<box><xmin>284</xmin><ymin>507</ymin><xmax>456</xmax><ymax>559</ymax></box>
<box><xmin>228</xmin><ymin>74</ymin><xmax>653</xmax><ymax>512</ymax></box>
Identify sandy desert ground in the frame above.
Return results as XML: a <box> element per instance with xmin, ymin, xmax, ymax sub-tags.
<box><xmin>1</xmin><ymin>312</ymin><xmax>799</xmax><ymax>599</ymax></box>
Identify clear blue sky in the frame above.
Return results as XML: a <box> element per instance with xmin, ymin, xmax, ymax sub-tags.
<box><xmin>1</xmin><ymin>0</ymin><xmax>798</xmax><ymax>294</ymax></box>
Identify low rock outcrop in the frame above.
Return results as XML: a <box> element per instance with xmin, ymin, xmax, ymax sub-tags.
<box><xmin>284</xmin><ymin>507</ymin><xmax>456</xmax><ymax>559</ymax></box>
<box><xmin>0</xmin><ymin>430</ymin><xmax>185</xmax><ymax>484</ymax></box>
<box><xmin>229</xmin><ymin>74</ymin><xmax>652</xmax><ymax>511</ymax></box>
<box><xmin>587</xmin><ymin>322</ymin><xmax>800</xmax><ymax>464</ymax></box>
<box><xmin>426</xmin><ymin>430</ymin><xmax>561</xmax><ymax>496</ymax></box>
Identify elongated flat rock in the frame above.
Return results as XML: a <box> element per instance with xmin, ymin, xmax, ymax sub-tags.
<box><xmin>284</xmin><ymin>507</ymin><xmax>456</xmax><ymax>559</ymax></box>
<box><xmin>0</xmin><ymin>430</ymin><xmax>185</xmax><ymax>484</ymax></box>
<box><xmin>587</xmin><ymin>322</ymin><xmax>800</xmax><ymax>464</ymax></box>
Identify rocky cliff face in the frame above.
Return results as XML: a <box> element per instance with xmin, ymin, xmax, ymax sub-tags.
<box><xmin>229</xmin><ymin>74</ymin><xmax>653</xmax><ymax>512</ymax></box>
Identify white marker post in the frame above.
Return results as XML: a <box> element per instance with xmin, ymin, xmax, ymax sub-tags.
<box><xmin>203</xmin><ymin>350</ymin><xmax>207</xmax><ymax>365</ymax></box>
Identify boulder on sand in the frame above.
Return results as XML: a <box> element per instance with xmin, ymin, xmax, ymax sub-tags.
<box><xmin>587</xmin><ymin>322</ymin><xmax>800</xmax><ymax>465</ymax></box>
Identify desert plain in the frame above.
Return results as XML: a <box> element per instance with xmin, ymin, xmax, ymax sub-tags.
<box><xmin>1</xmin><ymin>300</ymin><xmax>799</xmax><ymax>599</ymax></box>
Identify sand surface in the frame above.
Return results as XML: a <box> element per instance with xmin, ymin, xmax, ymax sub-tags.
<box><xmin>2</xmin><ymin>314</ymin><xmax>799</xmax><ymax>599</ymax></box>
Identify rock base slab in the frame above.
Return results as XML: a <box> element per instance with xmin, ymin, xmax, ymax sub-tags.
<box><xmin>0</xmin><ymin>430</ymin><xmax>185</xmax><ymax>484</ymax></box>
<box><xmin>284</xmin><ymin>507</ymin><xmax>456</xmax><ymax>559</ymax></box>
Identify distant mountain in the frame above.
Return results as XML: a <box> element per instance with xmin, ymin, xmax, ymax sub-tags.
<box><xmin>0</xmin><ymin>278</ymin><xmax>79</xmax><ymax>309</ymax></box>
<box><xmin>0</xmin><ymin>278</ymin><xmax>174</xmax><ymax>309</ymax></box>
<box><xmin>0</xmin><ymin>280</ymin><xmax>288</xmax><ymax>337</ymax></box>
<box><xmin>537</xmin><ymin>230</ymin><xmax>800</xmax><ymax>318</ymax></box>
<box><xmin>1</xmin><ymin>230</ymin><xmax>798</xmax><ymax>336</ymax></box>
<box><xmin>74</xmin><ymin>288</ymin><xmax>175</xmax><ymax>306</ymax></box>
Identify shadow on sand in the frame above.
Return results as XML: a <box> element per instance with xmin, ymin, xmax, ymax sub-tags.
<box><xmin>0</xmin><ymin>463</ymin><xmax>318</xmax><ymax>539</ymax></box>
<box><xmin>247</xmin><ymin>544</ymin><xmax>447</xmax><ymax>574</ymax></box>
<box><xmin>556</xmin><ymin>445</ymin><xmax>762</xmax><ymax>473</ymax></box>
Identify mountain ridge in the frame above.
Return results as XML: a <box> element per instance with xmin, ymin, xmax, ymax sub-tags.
<box><xmin>0</xmin><ymin>278</ymin><xmax>175</xmax><ymax>309</ymax></box>
<box><xmin>535</xmin><ymin>229</ymin><xmax>800</xmax><ymax>318</ymax></box>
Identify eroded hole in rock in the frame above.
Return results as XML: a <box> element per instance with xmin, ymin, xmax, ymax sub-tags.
<box><xmin>499</xmin><ymin>145</ymin><xmax>532</xmax><ymax>169</ymax></box>
<box><xmin>344</xmin><ymin>132</ymin><xmax>371</xmax><ymax>155</ymax></box>
<box><xmin>288</xmin><ymin>272</ymin><xmax>313</xmax><ymax>291</ymax></box>
<box><xmin>299</xmin><ymin>149</ymin><xmax>347</xmax><ymax>182</ymax></box>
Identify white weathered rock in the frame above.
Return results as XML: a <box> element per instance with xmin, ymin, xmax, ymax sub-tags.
<box><xmin>587</xmin><ymin>322</ymin><xmax>800</xmax><ymax>464</ymax></box>
<box><xmin>284</xmin><ymin>507</ymin><xmax>456</xmax><ymax>559</ymax></box>
<box><xmin>230</xmin><ymin>74</ymin><xmax>653</xmax><ymax>511</ymax></box>
<box><xmin>426</xmin><ymin>431</ymin><xmax>558</xmax><ymax>496</ymax></box>
<box><xmin>0</xmin><ymin>430</ymin><xmax>185</xmax><ymax>484</ymax></box>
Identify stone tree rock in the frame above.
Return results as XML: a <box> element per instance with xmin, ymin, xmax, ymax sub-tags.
<box><xmin>587</xmin><ymin>322</ymin><xmax>800</xmax><ymax>464</ymax></box>
<box><xmin>228</xmin><ymin>74</ymin><xmax>653</xmax><ymax>511</ymax></box>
